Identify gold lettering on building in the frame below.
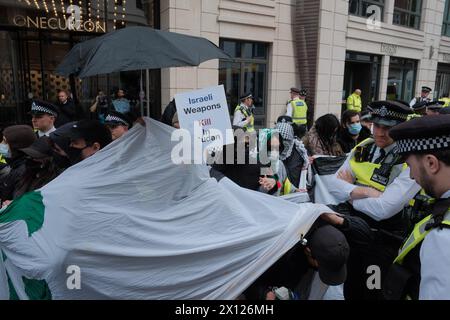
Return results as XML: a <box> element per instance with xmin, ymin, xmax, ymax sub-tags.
<box><xmin>12</xmin><ymin>15</ymin><xmax>106</xmax><ymax>33</ymax></box>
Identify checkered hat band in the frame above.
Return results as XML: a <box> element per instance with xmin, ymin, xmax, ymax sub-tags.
<box><xmin>31</xmin><ymin>103</ymin><xmax>57</xmax><ymax>116</ymax></box>
<box><xmin>105</xmin><ymin>115</ymin><xmax>128</xmax><ymax>126</ymax></box>
<box><xmin>397</xmin><ymin>135</ymin><xmax>450</xmax><ymax>153</ymax></box>
<box><xmin>371</xmin><ymin>108</ymin><xmax>408</xmax><ymax>121</ymax></box>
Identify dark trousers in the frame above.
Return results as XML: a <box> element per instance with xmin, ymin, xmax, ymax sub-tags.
<box><xmin>343</xmin><ymin>230</ymin><xmax>402</xmax><ymax>300</ymax></box>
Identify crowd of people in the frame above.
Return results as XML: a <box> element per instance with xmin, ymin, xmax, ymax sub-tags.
<box><xmin>1</xmin><ymin>84</ymin><xmax>450</xmax><ymax>301</ymax></box>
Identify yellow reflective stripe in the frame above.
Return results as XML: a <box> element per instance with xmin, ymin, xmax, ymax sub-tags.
<box><xmin>395</xmin><ymin>210</ymin><xmax>450</xmax><ymax>265</ymax></box>
<box><xmin>349</xmin><ymin>138</ymin><xmax>387</xmax><ymax>191</ymax></box>
<box><xmin>291</xmin><ymin>99</ymin><xmax>307</xmax><ymax>125</ymax></box>
<box><xmin>394</xmin><ymin>215</ymin><xmax>433</xmax><ymax>264</ymax></box>
<box><xmin>235</xmin><ymin>105</ymin><xmax>254</xmax><ymax>132</ymax></box>
<box><xmin>282</xmin><ymin>179</ymin><xmax>292</xmax><ymax>196</ymax></box>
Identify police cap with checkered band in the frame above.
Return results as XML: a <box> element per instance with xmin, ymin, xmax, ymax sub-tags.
<box><xmin>104</xmin><ymin>110</ymin><xmax>131</xmax><ymax>127</ymax></box>
<box><xmin>29</xmin><ymin>100</ymin><xmax>59</xmax><ymax>117</ymax></box>
<box><xmin>367</xmin><ymin>100</ymin><xmax>412</xmax><ymax>127</ymax></box>
<box><xmin>389</xmin><ymin>115</ymin><xmax>450</xmax><ymax>154</ymax></box>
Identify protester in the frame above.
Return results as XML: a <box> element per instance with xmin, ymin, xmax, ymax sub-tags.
<box><xmin>67</xmin><ymin>120</ymin><xmax>112</xmax><ymax>165</ymax></box>
<box><xmin>275</xmin><ymin>121</ymin><xmax>309</xmax><ymax>189</ymax></box>
<box><xmin>14</xmin><ymin>136</ymin><xmax>62</xmax><ymax>199</ymax></box>
<box><xmin>49</xmin><ymin>122</ymin><xmax>76</xmax><ymax>171</ymax></box>
<box><xmin>211</xmin><ymin>133</ymin><xmax>277</xmax><ymax>194</ymax></box>
<box><xmin>161</xmin><ymin>99</ymin><xmax>177</xmax><ymax>126</ymax></box>
<box><xmin>30</xmin><ymin>100</ymin><xmax>58</xmax><ymax>137</ymax></box>
<box><xmin>0</xmin><ymin>125</ymin><xmax>36</xmax><ymax>205</ymax></box>
<box><xmin>259</xmin><ymin>128</ymin><xmax>299</xmax><ymax>196</ymax></box>
<box><xmin>171</xmin><ymin>112</ymin><xmax>180</xmax><ymax>129</ymax></box>
<box><xmin>0</xmin><ymin>130</ymin><xmax>10</xmax><ymax>180</ymax></box>
<box><xmin>243</xmin><ymin>223</ymin><xmax>349</xmax><ymax>300</ymax></box>
<box><xmin>337</xmin><ymin>110</ymin><xmax>362</xmax><ymax>153</ymax></box>
<box><xmin>302</xmin><ymin>114</ymin><xmax>344</xmax><ymax>156</ymax></box>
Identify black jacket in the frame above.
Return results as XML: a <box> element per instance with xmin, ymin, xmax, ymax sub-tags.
<box><xmin>358</xmin><ymin>126</ymin><xmax>372</xmax><ymax>143</ymax></box>
<box><xmin>337</xmin><ymin>127</ymin><xmax>358</xmax><ymax>154</ymax></box>
<box><xmin>212</xmin><ymin>143</ymin><xmax>277</xmax><ymax>194</ymax></box>
<box><xmin>0</xmin><ymin>156</ymin><xmax>27</xmax><ymax>203</ymax></box>
<box><xmin>55</xmin><ymin>99</ymin><xmax>77</xmax><ymax>127</ymax></box>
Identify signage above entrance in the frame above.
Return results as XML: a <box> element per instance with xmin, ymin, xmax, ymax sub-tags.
<box><xmin>13</xmin><ymin>5</ymin><xmax>106</xmax><ymax>33</ymax></box>
<box><xmin>381</xmin><ymin>43</ymin><xmax>397</xmax><ymax>55</ymax></box>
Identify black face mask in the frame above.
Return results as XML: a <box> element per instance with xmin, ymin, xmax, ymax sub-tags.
<box><xmin>67</xmin><ymin>147</ymin><xmax>84</xmax><ymax>165</ymax></box>
<box><xmin>25</xmin><ymin>157</ymin><xmax>45</xmax><ymax>171</ymax></box>
<box><xmin>53</xmin><ymin>152</ymin><xmax>71</xmax><ymax>169</ymax></box>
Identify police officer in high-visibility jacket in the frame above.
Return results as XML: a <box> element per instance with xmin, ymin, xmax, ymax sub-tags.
<box><xmin>325</xmin><ymin>100</ymin><xmax>421</xmax><ymax>300</ymax></box>
<box><xmin>285</xmin><ymin>87</ymin><xmax>308</xmax><ymax>138</ymax></box>
<box><xmin>233</xmin><ymin>93</ymin><xmax>255</xmax><ymax>133</ymax></box>
<box><xmin>384</xmin><ymin>115</ymin><xmax>450</xmax><ymax>300</ymax></box>
<box><xmin>347</xmin><ymin>89</ymin><xmax>362</xmax><ymax>113</ymax></box>
<box><xmin>439</xmin><ymin>95</ymin><xmax>450</xmax><ymax>107</ymax></box>
<box><xmin>409</xmin><ymin>86</ymin><xmax>432</xmax><ymax>107</ymax></box>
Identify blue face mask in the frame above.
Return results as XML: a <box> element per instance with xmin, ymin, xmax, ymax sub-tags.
<box><xmin>348</xmin><ymin>123</ymin><xmax>362</xmax><ymax>136</ymax></box>
<box><xmin>0</xmin><ymin>143</ymin><xmax>10</xmax><ymax>158</ymax></box>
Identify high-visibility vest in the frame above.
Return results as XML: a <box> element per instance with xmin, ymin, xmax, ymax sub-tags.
<box><xmin>349</xmin><ymin>138</ymin><xmax>402</xmax><ymax>191</ymax></box>
<box><xmin>280</xmin><ymin>178</ymin><xmax>293</xmax><ymax>196</ymax></box>
<box><xmin>407</xmin><ymin>113</ymin><xmax>422</xmax><ymax>121</ymax></box>
<box><xmin>291</xmin><ymin>98</ymin><xmax>308</xmax><ymax>125</ymax></box>
<box><xmin>234</xmin><ymin>105</ymin><xmax>255</xmax><ymax>133</ymax></box>
<box><xmin>439</xmin><ymin>97</ymin><xmax>450</xmax><ymax>107</ymax></box>
<box><xmin>347</xmin><ymin>93</ymin><xmax>362</xmax><ymax>113</ymax></box>
<box><xmin>0</xmin><ymin>154</ymin><xmax>5</xmax><ymax>165</ymax></box>
<box><xmin>394</xmin><ymin>210</ymin><xmax>450</xmax><ymax>265</ymax></box>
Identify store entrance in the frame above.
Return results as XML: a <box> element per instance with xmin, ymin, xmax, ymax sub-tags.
<box><xmin>0</xmin><ymin>29</ymin><xmax>80</xmax><ymax>125</ymax></box>
<box><xmin>342</xmin><ymin>51</ymin><xmax>381</xmax><ymax>115</ymax></box>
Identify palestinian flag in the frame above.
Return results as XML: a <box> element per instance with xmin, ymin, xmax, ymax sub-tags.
<box><xmin>0</xmin><ymin>118</ymin><xmax>329</xmax><ymax>299</ymax></box>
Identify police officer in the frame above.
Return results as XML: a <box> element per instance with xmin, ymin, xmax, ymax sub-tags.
<box><xmin>408</xmin><ymin>100</ymin><xmax>427</xmax><ymax>120</ymax></box>
<box><xmin>383</xmin><ymin>115</ymin><xmax>450</xmax><ymax>300</ymax></box>
<box><xmin>347</xmin><ymin>89</ymin><xmax>362</xmax><ymax>113</ymax></box>
<box><xmin>326</xmin><ymin>100</ymin><xmax>421</xmax><ymax>300</ymax></box>
<box><xmin>285</xmin><ymin>87</ymin><xmax>308</xmax><ymax>138</ymax></box>
<box><xmin>439</xmin><ymin>94</ymin><xmax>450</xmax><ymax>107</ymax></box>
<box><xmin>425</xmin><ymin>100</ymin><xmax>445</xmax><ymax>116</ymax></box>
<box><xmin>104</xmin><ymin>111</ymin><xmax>131</xmax><ymax>141</ymax></box>
<box><xmin>233</xmin><ymin>93</ymin><xmax>255</xmax><ymax>133</ymax></box>
<box><xmin>29</xmin><ymin>100</ymin><xmax>59</xmax><ymax>138</ymax></box>
<box><xmin>409</xmin><ymin>86</ymin><xmax>432</xmax><ymax>107</ymax></box>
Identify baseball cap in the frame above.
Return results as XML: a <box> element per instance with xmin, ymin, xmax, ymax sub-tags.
<box><xmin>309</xmin><ymin>225</ymin><xmax>350</xmax><ymax>286</ymax></box>
<box><xmin>68</xmin><ymin>120</ymin><xmax>112</xmax><ymax>149</ymax></box>
<box><xmin>20</xmin><ymin>136</ymin><xmax>53</xmax><ymax>159</ymax></box>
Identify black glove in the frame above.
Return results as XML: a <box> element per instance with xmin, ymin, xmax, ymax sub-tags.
<box><xmin>337</xmin><ymin>215</ymin><xmax>375</xmax><ymax>248</ymax></box>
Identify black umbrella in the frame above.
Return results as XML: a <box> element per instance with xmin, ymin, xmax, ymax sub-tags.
<box><xmin>56</xmin><ymin>26</ymin><xmax>230</xmax><ymax>78</ymax></box>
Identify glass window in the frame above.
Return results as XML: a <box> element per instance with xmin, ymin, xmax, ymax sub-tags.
<box><xmin>443</xmin><ymin>0</ymin><xmax>450</xmax><ymax>37</ymax></box>
<box><xmin>387</xmin><ymin>57</ymin><xmax>417</xmax><ymax>102</ymax></box>
<box><xmin>219</xmin><ymin>62</ymin><xmax>241</xmax><ymax>114</ymax></box>
<box><xmin>435</xmin><ymin>63</ymin><xmax>450</xmax><ymax>99</ymax></box>
<box><xmin>349</xmin><ymin>0</ymin><xmax>385</xmax><ymax>21</ymax></box>
<box><xmin>393</xmin><ymin>0</ymin><xmax>422</xmax><ymax>29</ymax></box>
<box><xmin>219</xmin><ymin>39</ymin><xmax>269</xmax><ymax>125</ymax></box>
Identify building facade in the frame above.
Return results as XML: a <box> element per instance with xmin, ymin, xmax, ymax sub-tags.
<box><xmin>161</xmin><ymin>0</ymin><xmax>450</xmax><ymax>126</ymax></box>
<box><xmin>318</xmin><ymin>0</ymin><xmax>450</xmax><ymax>119</ymax></box>
<box><xmin>2</xmin><ymin>0</ymin><xmax>450</xmax><ymax>128</ymax></box>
